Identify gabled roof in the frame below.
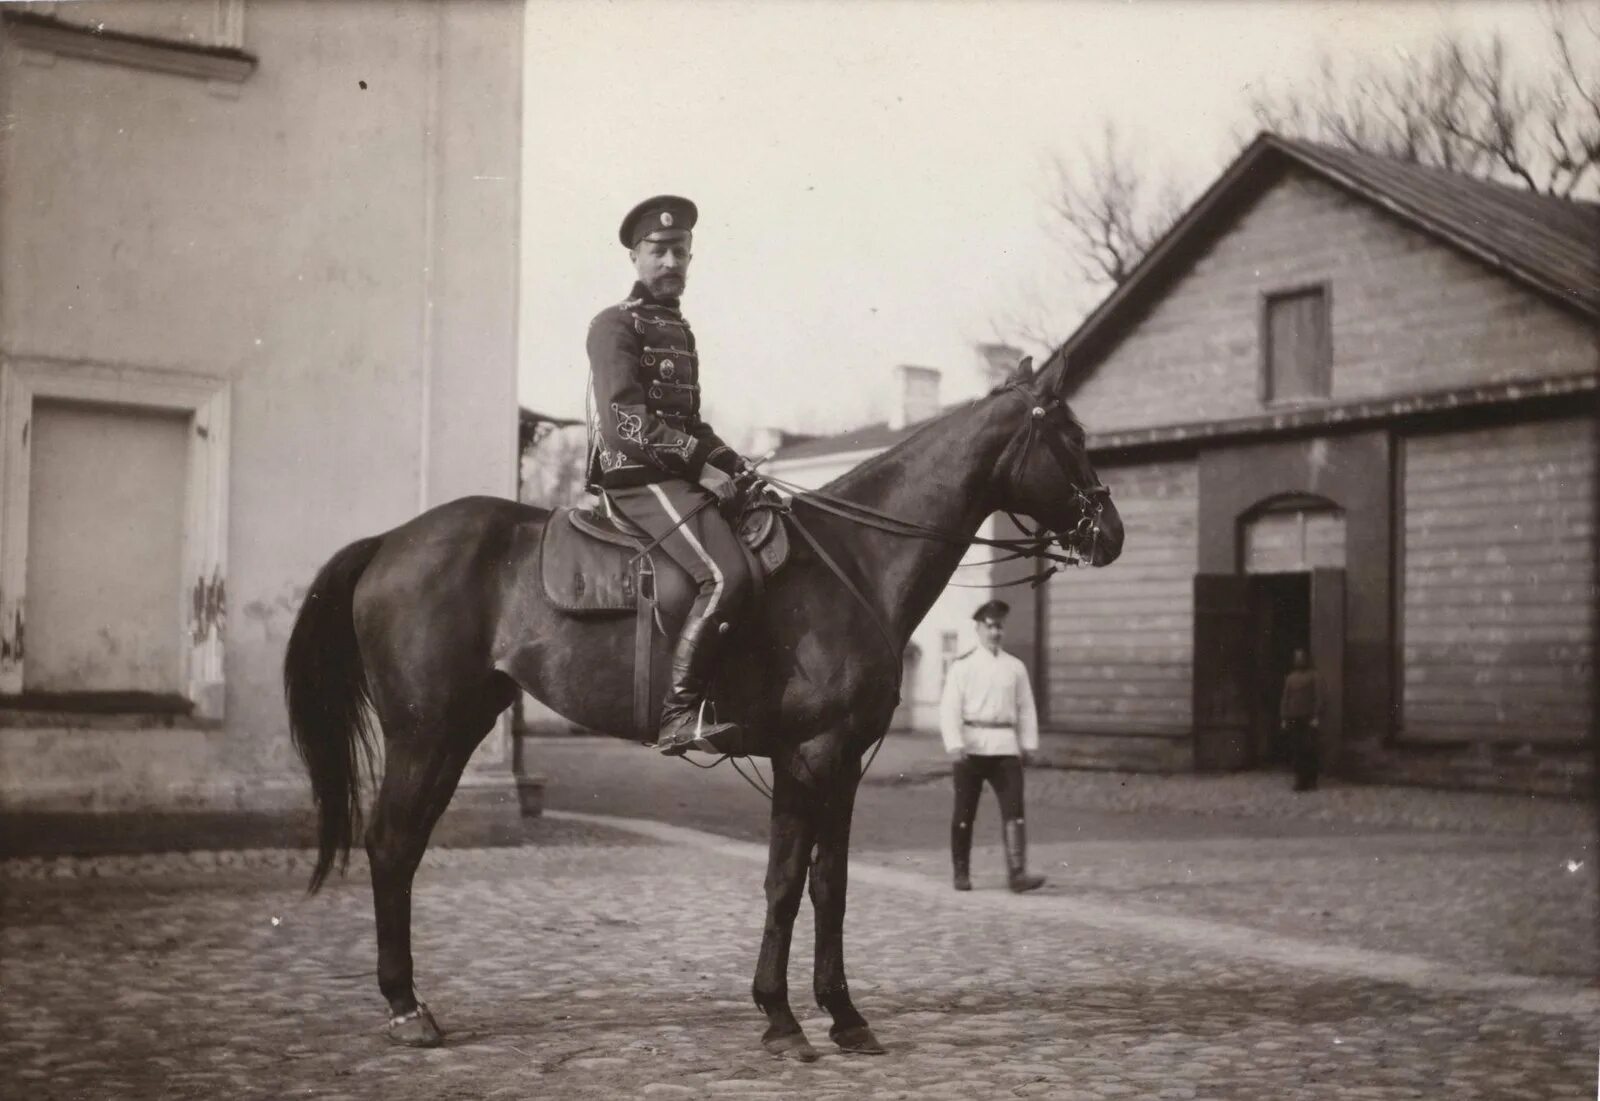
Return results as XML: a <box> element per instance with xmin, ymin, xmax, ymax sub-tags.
<box><xmin>768</xmin><ymin>417</ymin><xmax>926</xmax><ymax>463</ymax></box>
<box><xmin>1061</xmin><ymin>132</ymin><xmax>1600</xmax><ymax>385</ymax></box>
<box><xmin>774</xmin><ymin>133</ymin><xmax>1600</xmax><ymax>464</ymax></box>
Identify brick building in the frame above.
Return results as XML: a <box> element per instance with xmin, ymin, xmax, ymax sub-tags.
<box><xmin>1037</xmin><ymin>134</ymin><xmax>1596</xmax><ymax>794</ymax></box>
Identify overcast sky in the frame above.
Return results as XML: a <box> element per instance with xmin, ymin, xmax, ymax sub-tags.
<box><xmin>520</xmin><ymin>0</ymin><xmax>1550</xmax><ymax>444</ymax></box>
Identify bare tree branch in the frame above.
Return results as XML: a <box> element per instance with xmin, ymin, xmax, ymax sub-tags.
<box><xmin>1001</xmin><ymin>3</ymin><xmax>1600</xmax><ymax>351</ymax></box>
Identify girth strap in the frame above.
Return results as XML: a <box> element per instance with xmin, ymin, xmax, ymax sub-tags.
<box><xmin>634</xmin><ymin>558</ymin><xmax>656</xmax><ymax>737</ymax></box>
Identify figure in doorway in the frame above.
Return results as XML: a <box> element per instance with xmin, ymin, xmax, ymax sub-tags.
<box><xmin>1280</xmin><ymin>647</ymin><xmax>1320</xmax><ymax>792</ymax></box>
<box><xmin>940</xmin><ymin>600</ymin><xmax>1046</xmax><ymax>893</ymax></box>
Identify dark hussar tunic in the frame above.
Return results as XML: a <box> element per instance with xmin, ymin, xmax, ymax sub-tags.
<box><xmin>585</xmin><ymin>282</ymin><xmax>741</xmax><ymax>492</ymax></box>
<box><xmin>584</xmin><ymin>281</ymin><xmax>752</xmax><ymax>633</ymax></box>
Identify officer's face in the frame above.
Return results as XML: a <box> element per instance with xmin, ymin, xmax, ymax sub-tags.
<box><xmin>632</xmin><ymin>234</ymin><xmax>692</xmax><ymax>297</ymax></box>
<box><xmin>977</xmin><ymin>618</ymin><xmax>1005</xmax><ymax>651</ymax></box>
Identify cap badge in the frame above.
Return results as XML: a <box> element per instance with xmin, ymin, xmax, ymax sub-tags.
<box><xmin>660</xmin><ymin>212</ymin><xmax>674</xmax><ymax>227</ymax></box>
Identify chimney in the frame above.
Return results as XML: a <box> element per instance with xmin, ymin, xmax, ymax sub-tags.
<box><xmin>975</xmin><ymin>342</ymin><xmax>1024</xmax><ymax>392</ymax></box>
<box><xmin>888</xmin><ymin>364</ymin><xmax>941</xmax><ymax>431</ymax></box>
<box><xmin>749</xmin><ymin>425</ymin><xmax>786</xmax><ymax>459</ymax></box>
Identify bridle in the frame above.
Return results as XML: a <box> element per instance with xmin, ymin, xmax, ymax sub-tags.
<box><xmin>996</xmin><ymin>381</ymin><xmax>1113</xmax><ymax>572</ymax></box>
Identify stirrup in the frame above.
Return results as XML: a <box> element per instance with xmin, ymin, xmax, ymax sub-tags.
<box><xmin>657</xmin><ymin>699</ymin><xmax>739</xmax><ymax>756</ymax></box>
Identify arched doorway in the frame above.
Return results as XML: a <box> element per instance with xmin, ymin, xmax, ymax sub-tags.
<box><xmin>1242</xmin><ymin>497</ymin><xmax>1344</xmax><ymax>769</ymax></box>
<box><xmin>1194</xmin><ymin>495</ymin><xmax>1348</xmax><ymax>772</ymax></box>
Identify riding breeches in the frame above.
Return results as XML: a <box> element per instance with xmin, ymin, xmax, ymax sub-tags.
<box><xmin>604</xmin><ymin>481</ymin><xmax>752</xmax><ymax>627</ymax></box>
<box><xmin>951</xmin><ymin>754</ymin><xmax>1026</xmax><ymax>827</ymax></box>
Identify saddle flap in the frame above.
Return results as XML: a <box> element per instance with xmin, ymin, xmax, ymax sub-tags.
<box><xmin>542</xmin><ymin>498</ymin><xmax>793</xmax><ymax>618</ymax></box>
<box><xmin>540</xmin><ymin>509</ymin><xmax>646</xmax><ymax>615</ymax></box>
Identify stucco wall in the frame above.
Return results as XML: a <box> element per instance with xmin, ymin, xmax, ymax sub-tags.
<box><xmin>0</xmin><ymin>1</ymin><xmax>521</xmax><ymax>812</ymax></box>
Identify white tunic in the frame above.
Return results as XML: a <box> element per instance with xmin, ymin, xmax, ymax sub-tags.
<box><xmin>938</xmin><ymin>646</ymin><xmax>1040</xmax><ymax>757</ymax></box>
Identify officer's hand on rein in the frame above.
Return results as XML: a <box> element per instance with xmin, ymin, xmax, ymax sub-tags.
<box><xmin>699</xmin><ymin>465</ymin><xmax>737</xmax><ymax>505</ymax></box>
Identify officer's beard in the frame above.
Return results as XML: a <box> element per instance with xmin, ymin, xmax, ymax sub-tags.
<box><xmin>646</xmin><ymin>273</ymin><xmax>686</xmax><ymax>298</ymax></box>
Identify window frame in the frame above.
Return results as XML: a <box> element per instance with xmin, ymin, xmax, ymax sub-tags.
<box><xmin>1258</xmin><ymin>282</ymin><xmax>1333</xmax><ymax>405</ymax></box>
<box><xmin>0</xmin><ymin>358</ymin><xmax>230</xmax><ymax>718</ymax></box>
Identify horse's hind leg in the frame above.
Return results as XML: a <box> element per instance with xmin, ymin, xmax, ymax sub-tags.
<box><xmin>367</xmin><ymin>684</ymin><xmax>512</xmax><ymax>1046</ymax></box>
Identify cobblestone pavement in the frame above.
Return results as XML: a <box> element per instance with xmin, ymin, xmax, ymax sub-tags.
<box><xmin>533</xmin><ymin>736</ymin><xmax>1598</xmax><ymax>981</ymax></box>
<box><xmin>3</xmin><ymin>814</ymin><xmax>1596</xmax><ymax>1100</ymax></box>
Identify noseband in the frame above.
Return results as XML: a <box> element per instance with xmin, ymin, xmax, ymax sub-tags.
<box><xmin>1000</xmin><ymin>383</ymin><xmax>1111</xmax><ymax>569</ymax></box>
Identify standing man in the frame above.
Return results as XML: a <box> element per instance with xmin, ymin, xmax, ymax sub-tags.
<box><xmin>1280</xmin><ymin>648</ymin><xmax>1320</xmax><ymax>792</ymax></box>
<box><xmin>939</xmin><ymin>600</ymin><xmax>1046</xmax><ymax>893</ymax></box>
<box><xmin>586</xmin><ymin>195</ymin><xmax>753</xmax><ymax>756</ymax></box>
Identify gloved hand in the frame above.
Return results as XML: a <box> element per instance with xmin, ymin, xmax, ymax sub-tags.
<box><xmin>699</xmin><ymin>464</ymin><xmax>738</xmax><ymax>505</ymax></box>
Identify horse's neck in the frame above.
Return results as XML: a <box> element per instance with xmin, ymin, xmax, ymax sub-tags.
<box><xmin>816</xmin><ymin>400</ymin><xmax>1015</xmax><ymax>644</ymax></box>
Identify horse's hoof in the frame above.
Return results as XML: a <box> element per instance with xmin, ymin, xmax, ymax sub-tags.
<box><xmin>387</xmin><ymin>1004</ymin><xmax>443</xmax><ymax>1047</ymax></box>
<box><xmin>831</xmin><ymin>1024</ymin><xmax>886</xmax><ymax>1055</ymax></box>
<box><xmin>762</xmin><ymin>1029</ymin><xmax>820</xmax><ymax>1062</ymax></box>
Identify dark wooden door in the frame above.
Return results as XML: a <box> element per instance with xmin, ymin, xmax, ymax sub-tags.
<box><xmin>1193</xmin><ymin>573</ymin><xmax>1253</xmax><ymax>771</ymax></box>
<box><xmin>1310</xmin><ymin>567</ymin><xmax>1346</xmax><ymax>771</ymax></box>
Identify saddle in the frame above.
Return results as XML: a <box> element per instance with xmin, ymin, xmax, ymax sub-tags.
<box><xmin>541</xmin><ymin>498</ymin><xmax>789</xmax><ymax>615</ymax></box>
<box><xmin>538</xmin><ymin>494</ymin><xmax>792</xmax><ymax>740</ymax></box>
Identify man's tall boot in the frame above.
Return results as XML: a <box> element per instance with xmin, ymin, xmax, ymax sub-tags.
<box><xmin>655</xmin><ymin>612</ymin><xmax>743</xmax><ymax>755</ymax></box>
<box><xmin>951</xmin><ymin>820</ymin><xmax>972</xmax><ymax>892</ymax></box>
<box><xmin>1002</xmin><ymin>819</ymin><xmax>1045</xmax><ymax>893</ymax></box>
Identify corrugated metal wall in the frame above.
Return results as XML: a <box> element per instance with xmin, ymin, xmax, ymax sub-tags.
<box><xmin>1401</xmin><ymin>416</ymin><xmax>1595</xmax><ymax>743</ymax></box>
<box><xmin>1044</xmin><ymin>459</ymin><xmax>1198</xmax><ymax>733</ymax></box>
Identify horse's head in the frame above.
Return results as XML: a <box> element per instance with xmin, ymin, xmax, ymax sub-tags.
<box><xmin>991</xmin><ymin>355</ymin><xmax>1123</xmax><ymax>568</ymax></box>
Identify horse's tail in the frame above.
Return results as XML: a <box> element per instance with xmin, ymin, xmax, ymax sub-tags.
<box><xmin>284</xmin><ymin>535</ymin><xmax>385</xmax><ymax>893</ymax></box>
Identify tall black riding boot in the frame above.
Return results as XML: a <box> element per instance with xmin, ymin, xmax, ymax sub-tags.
<box><xmin>1002</xmin><ymin>819</ymin><xmax>1046</xmax><ymax>894</ymax></box>
<box><xmin>951</xmin><ymin>820</ymin><xmax>973</xmax><ymax>891</ymax></box>
<box><xmin>655</xmin><ymin>613</ymin><xmax>743</xmax><ymax>756</ymax></box>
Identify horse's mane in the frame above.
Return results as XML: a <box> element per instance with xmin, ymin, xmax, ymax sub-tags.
<box><xmin>821</xmin><ymin>396</ymin><xmax>983</xmax><ymax>494</ymax></box>
<box><xmin>819</xmin><ymin>348</ymin><xmax>1080</xmax><ymax>496</ymax></box>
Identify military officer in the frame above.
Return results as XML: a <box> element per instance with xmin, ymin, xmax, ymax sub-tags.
<box><xmin>586</xmin><ymin>195</ymin><xmax>753</xmax><ymax>755</ymax></box>
<box><xmin>939</xmin><ymin>600</ymin><xmax>1046</xmax><ymax>893</ymax></box>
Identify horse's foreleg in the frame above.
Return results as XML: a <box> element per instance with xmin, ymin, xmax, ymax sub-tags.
<box><xmin>366</xmin><ymin>730</ymin><xmax>476</xmax><ymax>1048</ymax></box>
<box><xmin>752</xmin><ymin>762</ymin><xmax>821</xmax><ymax>1062</ymax></box>
<box><xmin>807</xmin><ymin>752</ymin><xmax>884</xmax><ymax>1054</ymax></box>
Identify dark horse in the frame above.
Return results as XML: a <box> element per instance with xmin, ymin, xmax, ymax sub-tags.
<box><xmin>284</xmin><ymin>352</ymin><xmax>1123</xmax><ymax>1057</ymax></box>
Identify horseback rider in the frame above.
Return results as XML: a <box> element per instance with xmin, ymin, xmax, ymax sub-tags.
<box><xmin>585</xmin><ymin>195</ymin><xmax>754</xmax><ymax>755</ymax></box>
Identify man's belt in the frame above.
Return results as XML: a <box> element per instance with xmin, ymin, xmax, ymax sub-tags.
<box><xmin>963</xmin><ymin>720</ymin><xmax>1015</xmax><ymax>728</ymax></box>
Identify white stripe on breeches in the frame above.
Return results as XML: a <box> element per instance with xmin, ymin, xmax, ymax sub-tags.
<box><xmin>647</xmin><ymin>483</ymin><xmax>725</xmax><ymax>621</ymax></box>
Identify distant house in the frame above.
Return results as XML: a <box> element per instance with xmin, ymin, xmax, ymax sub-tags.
<box><xmin>1034</xmin><ymin>132</ymin><xmax>1597</xmax><ymax>794</ymax></box>
<box><xmin>764</xmin><ymin>349</ymin><xmax>1035</xmax><ymax>732</ymax></box>
<box><xmin>0</xmin><ymin>2</ymin><xmax>524</xmax><ymax>847</ymax></box>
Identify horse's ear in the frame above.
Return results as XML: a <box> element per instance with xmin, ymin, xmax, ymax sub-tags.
<box><xmin>1011</xmin><ymin>356</ymin><xmax>1034</xmax><ymax>382</ymax></box>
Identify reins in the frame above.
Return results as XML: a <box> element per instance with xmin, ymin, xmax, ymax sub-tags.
<box><xmin>756</xmin><ymin>379</ymin><xmax>1109</xmax><ymax>597</ymax></box>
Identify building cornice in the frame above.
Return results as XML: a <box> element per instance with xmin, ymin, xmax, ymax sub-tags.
<box><xmin>1089</xmin><ymin>373</ymin><xmax>1597</xmax><ymax>457</ymax></box>
<box><xmin>3</xmin><ymin>10</ymin><xmax>256</xmax><ymax>84</ymax></box>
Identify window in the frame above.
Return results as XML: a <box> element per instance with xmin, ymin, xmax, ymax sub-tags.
<box><xmin>940</xmin><ymin>630</ymin><xmax>960</xmax><ymax>676</ymax></box>
<box><xmin>1262</xmin><ymin>286</ymin><xmax>1330</xmax><ymax>403</ymax></box>
<box><xmin>0</xmin><ymin>359</ymin><xmax>230</xmax><ymax>718</ymax></box>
